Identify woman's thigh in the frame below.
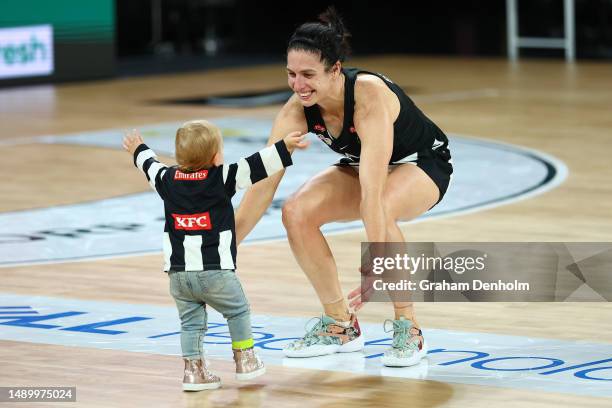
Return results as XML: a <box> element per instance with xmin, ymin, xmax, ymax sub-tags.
<box><xmin>287</xmin><ymin>163</ymin><xmax>439</xmax><ymax>226</ymax></box>
<box><xmin>383</xmin><ymin>163</ymin><xmax>440</xmax><ymax>221</ymax></box>
<box><xmin>284</xmin><ymin>165</ymin><xmax>362</xmax><ymax>226</ymax></box>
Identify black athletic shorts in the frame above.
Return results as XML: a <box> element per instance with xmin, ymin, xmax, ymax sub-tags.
<box><xmin>334</xmin><ymin>138</ymin><xmax>453</xmax><ymax>206</ymax></box>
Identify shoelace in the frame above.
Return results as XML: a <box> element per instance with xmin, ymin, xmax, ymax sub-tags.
<box><xmin>299</xmin><ymin>316</ymin><xmax>341</xmax><ymax>346</ymax></box>
<box><xmin>383</xmin><ymin>319</ymin><xmax>419</xmax><ymax>351</ymax></box>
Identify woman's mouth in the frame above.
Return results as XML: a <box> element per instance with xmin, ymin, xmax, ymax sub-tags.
<box><xmin>298</xmin><ymin>91</ymin><xmax>314</xmax><ymax>100</ymax></box>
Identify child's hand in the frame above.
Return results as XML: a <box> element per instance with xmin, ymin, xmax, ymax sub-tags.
<box><xmin>122</xmin><ymin>129</ymin><xmax>144</xmax><ymax>155</ymax></box>
<box><xmin>283</xmin><ymin>131</ymin><xmax>310</xmax><ymax>153</ymax></box>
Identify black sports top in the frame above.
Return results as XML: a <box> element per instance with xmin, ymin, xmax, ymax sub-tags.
<box><xmin>304</xmin><ymin>67</ymin><xmax>449</xmax><ymax>163</ymax></box>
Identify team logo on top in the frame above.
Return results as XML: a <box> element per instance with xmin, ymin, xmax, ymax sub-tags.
<box><xmin>313</xmin><ymin>124</ymin><xmax>326</xmax><ymax>133</ymax></box>
<box><xmin>172</xmin><ymin>212</ymin><xmax>212</xmax><ymax>230</ymax></box>
<box><xmin>349</xmin><ymin>126</ymin><xmax>356</xmax><ymax>133</ymax></box>
<box><xmin>317</xmin><ymin>134</ymin><xmax>333</xmax><ymax>146</ymax></box>
<box><xmin>174</xmin><ymin>169</ymin><xmax>208</xmax><ymax>180</ymax></box>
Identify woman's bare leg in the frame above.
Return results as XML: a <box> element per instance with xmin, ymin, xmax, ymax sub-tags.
<box><xmin>383</xmin><ymin>164</ymin><xmax>440</xmax><ymax>327</ymax></box>
<box><xmin>282</xmin><ymin>166</ymin><xmax>361</xmax><ymax>321</ymax></box>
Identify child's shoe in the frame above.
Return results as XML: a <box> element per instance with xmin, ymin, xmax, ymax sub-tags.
<box><xmin>182</xmin><ymin>358</ymin><xmax>221</xmax><ymax>391</ymax></box>
<box><xmin>233</xmin><ymin>347</ymin><xmax>265</xmax><ymax>380</ymax></box>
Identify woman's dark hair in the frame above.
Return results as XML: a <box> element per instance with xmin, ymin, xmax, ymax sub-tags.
<box><xmin>287</xmin><ymin>6</ymin><xmax>351</xmax><ymax>70</ymax></box>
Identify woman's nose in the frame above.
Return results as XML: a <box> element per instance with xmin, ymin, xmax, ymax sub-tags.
<box><xmin>293</xmin><ymin>76</ymin><xmax>305</xmax><ymax>91</ymax></box>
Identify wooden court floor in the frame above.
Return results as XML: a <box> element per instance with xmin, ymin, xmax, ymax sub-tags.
<box><xmin>1</xmin><ymin>56</ymin><xmax>611</xmax><ymax>407</ymax></box>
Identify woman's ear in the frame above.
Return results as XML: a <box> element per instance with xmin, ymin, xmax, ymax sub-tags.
<box><xmin>334</xmin><ymin>61</ymin><xmax>342</xmax><ymax>77</ymax></box>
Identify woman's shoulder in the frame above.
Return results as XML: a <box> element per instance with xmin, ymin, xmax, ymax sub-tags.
<box><xmin>272</xmin><ymin>94</ymin><xmax>308</xmax><ymax>133</ymax></box>
<box><xmin>353</xmin><ymin>72</ymin><xmax>395</xmax><ymax>108</ymax></box>
<box><xmin>352</xmin><ymin>70</ymin><xmax>401</xmax><ymax>120</ymax></box>
<box><xmin>278</xmin><ymin>94</ymin><xmax>306</xmax><ymax>120</ymax></box>
<box><xmin>354</xmin><ymin>71</ymin><xmax>390</xmax><ymax>95</ymax></box>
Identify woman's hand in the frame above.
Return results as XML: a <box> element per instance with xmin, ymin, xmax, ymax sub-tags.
<box><xmin>347</xmin><ymin>265</ymin><xmax>377</xmax><ymax>312</ymax></box>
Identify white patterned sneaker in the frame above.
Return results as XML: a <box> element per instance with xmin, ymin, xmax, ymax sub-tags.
<box><xmin>283</xmin><ymin>314</ymin><xmax>364</xmax><ymax>358</ymax></box>
<box><xmin>381</xmin><ymin>317</ymin><xmax>428</xmax><ymax>367</ymax></box>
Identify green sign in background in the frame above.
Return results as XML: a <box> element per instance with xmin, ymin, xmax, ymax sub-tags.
<box><xmin>0</xmin><ymin>0</ymin><xmax>114</xmax><ymax>42</ymax></box>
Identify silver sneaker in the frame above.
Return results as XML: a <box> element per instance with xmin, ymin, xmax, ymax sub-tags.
<box><xmin>233</xmin><ymin>347</ymin><xmax>265</xmax><ymax>381</ymax></box>
<box><xmin>381</xmin><ymin>317</ymin><xmax>428</xmax><ymax>367</ymax></box>
<box><xmin>283</xmin><ymin>314</ymin><xmax>364</xmax><ymax>358</ymax></box>
<box><xmin>182</xmin><ymin>358</ymin><xmax>221</xmax><ymax>391</ymax></box>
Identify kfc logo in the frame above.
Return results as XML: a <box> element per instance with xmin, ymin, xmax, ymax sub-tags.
<box><xmin>172</xmin><ymin>212</ymin><xmax>212</xmax><ymax>230</ymax></box>
<box><xmin>313</xmin><ymin>124</ymin><xmax>326</xmax><ymax>133</ymax></box>
<box><xmin>349</xmin><ymin>126</ymin><xmax>356</xmax><ymax>133</ymax></box>
<box><xmin>175</xmin><ymin>170</ymin><xmax>208</xmax><ymax>180</ymax></box>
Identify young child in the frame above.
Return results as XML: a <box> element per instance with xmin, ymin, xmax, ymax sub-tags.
<box><xmin>123</xmin><ymin>120</ymin><xmax>308</xmax><ymax>391</ymax></box>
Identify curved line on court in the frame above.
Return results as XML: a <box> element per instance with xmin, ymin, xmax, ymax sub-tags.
<box><xmin>249</xmin><ymin>133</ymin><xmax>568</xmax><ymax>242</ymax></box>
<box><xmin>0</xmin><ymin>134</ymin><xmax>567</xmax><ymax>267</ymax></box>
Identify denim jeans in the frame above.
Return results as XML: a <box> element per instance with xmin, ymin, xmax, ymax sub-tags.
<box><xmin>168</xmin><ymin>269</ymin><xmax>252</xmax><ymax>359</ymax></box>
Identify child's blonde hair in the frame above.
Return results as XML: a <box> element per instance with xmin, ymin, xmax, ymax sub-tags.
<box><xmin>175</xmin><ymin>119</ymin><xmax>222</xmax><ymax>171</ymax></box>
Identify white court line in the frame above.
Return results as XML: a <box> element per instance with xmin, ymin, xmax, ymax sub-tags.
<box><xmin>413</xmin><ymin>88</ymin><xmax>501</xmax><ymax>103</ymax></box>
<box><xmin>0</xmin><ymin>120</ymin><xmax>567</xmax><ymax>268</ymax></box>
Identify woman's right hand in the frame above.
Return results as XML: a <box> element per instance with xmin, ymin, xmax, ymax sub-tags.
<box><xmin>283</xmin><ymin>131</ymin><xmax>310</xmax><ymax>152</ymax></box>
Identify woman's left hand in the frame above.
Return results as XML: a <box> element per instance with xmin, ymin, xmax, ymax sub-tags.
<box><xmin>347</xmin><ymin>265</ymin><xmax>377</xmax><ymax>311</ymax></box>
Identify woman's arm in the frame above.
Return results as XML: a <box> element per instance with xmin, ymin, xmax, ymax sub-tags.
<box><xmin>353</xmin><ymin>77</ymin><xmax>396</xmax><ymax>243</ymax></box>
<box><xmin>345</xmin><ymin>77</ymin><xmax>397</xmax><ymax>311</ymax></box>
<box><xmin>235</xmin><ymin>95</ymin><xmax>308</xmax><ymax>245</ymax></box>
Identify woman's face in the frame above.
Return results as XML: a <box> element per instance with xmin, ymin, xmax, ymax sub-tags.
<box><xmin>286</xmin><ymin>49</ymin><xmax>338</xmax><ymax>107</ymax></box>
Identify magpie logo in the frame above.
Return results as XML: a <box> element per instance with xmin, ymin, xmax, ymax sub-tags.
<box><xmin>317</xmin><ymin>134</ymin><xmax>333</xmax><ymax>146</ymax></box>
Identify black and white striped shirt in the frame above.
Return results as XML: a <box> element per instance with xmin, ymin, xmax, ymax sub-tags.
<box><xmin>133</xmin><ymin>141</ymin><xmax>292</xmax><ymax>272</ymax></box>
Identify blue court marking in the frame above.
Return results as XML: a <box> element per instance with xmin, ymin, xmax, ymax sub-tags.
<box><xmin>1</xmin><ymin>294</ymin><xmax>610</xmax><ymax>396</ymax></box>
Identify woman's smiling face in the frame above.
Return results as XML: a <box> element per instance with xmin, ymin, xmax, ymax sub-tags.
<box><xmin>286</xmin><ymin>49</ymin><xmax>339</xmax><ymax>107</ymax></box>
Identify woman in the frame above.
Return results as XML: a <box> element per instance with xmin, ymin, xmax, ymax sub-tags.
<box><xmin>235</xmin><ymin>7</ymin><xmax>452</xmax><ymax>367</ymax></box>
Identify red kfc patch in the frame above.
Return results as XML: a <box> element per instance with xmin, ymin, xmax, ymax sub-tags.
<box><xmin>172</xmin><ymin>212</ymin><xmax>212</xmax><ymax>230</ymax></box>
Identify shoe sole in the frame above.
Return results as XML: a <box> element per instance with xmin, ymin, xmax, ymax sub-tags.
<box><xmin>236</xmin><ymin>366</ymin><xmax>266</xmax><ymax>381</ymax></box>
<box><xmin>381</xmin><ymin>343</ymin><xmax>428</xmax><ymax>367</ymax></box>
<box><xmin>284</xmin><ymin>334</ymin><xmax>365</xmax><ymax>358</ymax></box>
<box><xmin>183</xmin><ymin>382</ymin><xmax>222</xmax><ymax>391</ymax></box>
<box><xmin>339</xmin><ymin>334</ymin><xmax>365</xmax><ymax>353</ymax></box>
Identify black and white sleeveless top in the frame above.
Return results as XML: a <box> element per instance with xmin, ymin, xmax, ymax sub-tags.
<box><xmin>303</xmin><ymin>67</ymin><xmax>449</xmax><ymax>164</ymax></box>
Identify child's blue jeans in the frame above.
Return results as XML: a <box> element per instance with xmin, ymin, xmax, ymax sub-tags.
<box><xmin>168</xmin><ymin>269</ymin><xmax>253</xmax><ymax>359</ymax></box>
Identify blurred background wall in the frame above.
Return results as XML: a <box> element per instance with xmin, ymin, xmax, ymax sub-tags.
<box><xmin>1</xmin><ymin>0</ymin><xmax>611</xmax><ymax>87</ymax></box>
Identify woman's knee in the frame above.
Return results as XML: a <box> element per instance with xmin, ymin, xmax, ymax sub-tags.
<box><xmin>282</xmin><ymin>193</ymin><xmax>320</xmax><ymax>229</ymax></box>
<box><xmin>383</xmin><ymin>200</ymin><xmax>400</xmax><ymax>226</ymax></box>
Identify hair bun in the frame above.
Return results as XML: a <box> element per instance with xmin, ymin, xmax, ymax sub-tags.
<box><xmin>318</xmin><ymin>6</ymin><xmax>346</xmax><ymax>37</ymax></box>
<box><xmin>287</xmin><ymin>7</ymin><xmax>352</xmax><ymax>68</ymax></box>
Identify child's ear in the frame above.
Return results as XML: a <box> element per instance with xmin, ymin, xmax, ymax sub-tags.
<box><xmin>212</xmin><ymin>151</ymin><xmax>223</xmax><ymax>166</ymax></box>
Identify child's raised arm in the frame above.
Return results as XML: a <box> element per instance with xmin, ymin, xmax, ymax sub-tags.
<box><xmin>122</xmin><ymin>129</ymin><xmax>145</xmax><ymax>155</ymax></box>
<box><xmin>123</xmin><ymin>129</ymin><xmax>169</xmax><ymax>198</ymax></box>
<box><xmin>223</xmin><ymin>131</ymin><xmax>308</xmax><ymax>195</ymax></box>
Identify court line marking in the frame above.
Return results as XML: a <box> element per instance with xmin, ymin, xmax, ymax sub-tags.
<box><xmin>0</xmin><ymin>130</ymin><xmax>567</xmax><ymax>267</ymax></box>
